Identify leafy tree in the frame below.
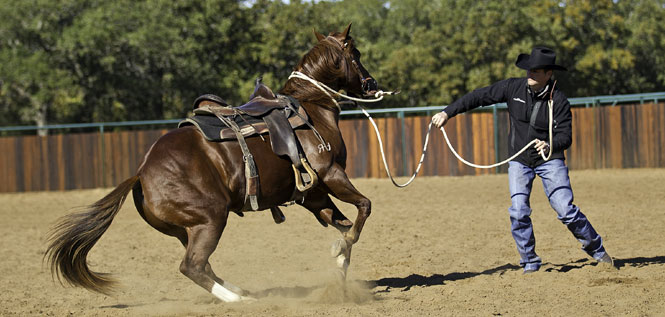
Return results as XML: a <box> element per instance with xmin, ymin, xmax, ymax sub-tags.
<box><xmin>378</xmin><ymin>0</ymin><xmax>534</xmax><ymax>107</ymax></box>
<box><xmin>57</xmin><ymin>0</ymin><xmax>258</xmax><ymax>122</ymax></box>
<box><xmin>2</xmin><ymin>0</ymin><xmax>665</xmax><ymax>130</ymax></box>
<box><xmin>0</xmin><ymin>0</ymin><xmax>86</xmax><ymax>132</ymax></box>
<box><xmin>624</xmin><ymin>0</ymin><xmax>665</xmax><ymax>92</ymax></box>
<box><xmin>528</xmin><ymin>0</ymin><xmax>636</xmax><ymax>96</ymax></box>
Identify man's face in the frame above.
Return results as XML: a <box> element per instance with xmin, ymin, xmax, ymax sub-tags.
<box><xmin>527</xmin><ymin>68</ymin><xmax>553</xmax><ymax>89</ymax></box>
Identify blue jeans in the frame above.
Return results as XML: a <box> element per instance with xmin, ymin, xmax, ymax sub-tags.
<box><xmin>508</xmin><ymin>159</ymin><xmax>606</xmax><ymax>272</ymax></box>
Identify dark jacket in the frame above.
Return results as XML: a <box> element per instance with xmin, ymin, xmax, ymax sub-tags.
<box><xmin>442</xmin><ymin>77</ymin><xmax>572</xmax><ymax>167</ymax></box>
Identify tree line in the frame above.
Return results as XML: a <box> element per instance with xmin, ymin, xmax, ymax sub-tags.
<box><xmin>1</xmin><ymin>0</ymin><xmax>664</xmax><ymax>131</ymax></box>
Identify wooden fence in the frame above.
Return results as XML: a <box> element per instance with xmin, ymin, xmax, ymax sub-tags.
<box><xmin>1</xmin><ymin>102</ymin><xmax>664</xmax><ymax>192</ymax></box>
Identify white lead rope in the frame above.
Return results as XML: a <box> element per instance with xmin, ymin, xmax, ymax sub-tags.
<box><xmin>289</xmin><ymin>71</ymin><xmax>416</xmax><ymax>187</ymax></box>
<box><xmin>440</xmin><ymin>99</ymin><xmax>554</xmax><ymax>169</ymax></box>
<box><xmin>288</xmin><ymin>71</ymin><xmax>398</xmax><ymax>107</ymax></box>
<box><xmin>359</xmin><ymin>105</ymin><xmax>433</xmax><ymax>187</ymax></box>
<box><xmin>290</xmin><ymin>71</ymin><xmax>554</xmax><ymax>187</ymax></box>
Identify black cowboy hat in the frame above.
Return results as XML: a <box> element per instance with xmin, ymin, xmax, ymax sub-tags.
<box><xmin>515</xmin><ymin>46</ymin><xmax>567</xmax><ymax>71</ymax></box>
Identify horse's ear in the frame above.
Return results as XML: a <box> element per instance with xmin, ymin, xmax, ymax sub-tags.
<box><xmin>341</xmin><ymin>23</ymin><xmax>352</xmax><ymax>41</ymax></box>
<box><xmin>314</xmin><ymin>29</ymin><xmax>326</xmax><ymax>42</ymax></box>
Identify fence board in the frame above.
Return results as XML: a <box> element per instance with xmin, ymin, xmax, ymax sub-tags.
<box><xmin>621</xmin><ymin>106</ymin><xmax>639</xmax><ymax>168</ymax></box>
<box><xmin>569</xmin><ymin>108</ymin><xmax>589</xmax><ymax>169</ymax></box>
<box><xmin>606</xmin><ymin>107</ymin><xmax>623</xmax><ymax>169</ymax></box>
<box><xmin>0</xmin><ymin>138</ymin><xmax>13</xmax><ymax>192</ymax></box>
<box><xmin>653</xmin><ymin>104</ymin><xmax>664</xmax><ymax>166</ymax></box>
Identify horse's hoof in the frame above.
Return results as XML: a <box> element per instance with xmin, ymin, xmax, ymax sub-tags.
<box><xmin>212</xmin><ymin>283</ymin><xmax>244</xmax><ymax>302</ymax></box>
<box><xmin>330</xmin><ymin>239</ymin><xmax>348</xmax><ymax>257</ymax></box>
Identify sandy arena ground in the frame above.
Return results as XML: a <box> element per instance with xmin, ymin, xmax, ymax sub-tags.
<box><xmin>1</xmin><ymin>168</ymin><xmax>664</xmax><ymax>316</ymax></box>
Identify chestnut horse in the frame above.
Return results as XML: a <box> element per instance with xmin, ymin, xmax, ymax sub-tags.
<box><xmin>46</xmin><ymin>24</ymin><xmax>379</xmax><ymax>302</ymax></box>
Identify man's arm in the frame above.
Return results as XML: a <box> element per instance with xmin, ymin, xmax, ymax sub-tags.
<box><xmin>433</xmin><ymin>79</ymin><xmax>512</xmax><ymax>128</ymax></box>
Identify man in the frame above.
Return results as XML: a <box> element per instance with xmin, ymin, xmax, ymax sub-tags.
<box><xmin>432</xmin><ymin>46</ymin><xmax>613</xmax><ymax>273</ymax></box>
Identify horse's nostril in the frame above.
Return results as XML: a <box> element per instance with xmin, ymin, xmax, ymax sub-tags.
<box><xmin>363</xmin><ymin>78</ymin><xmax>378</xmax><ymax>93</ymax></box>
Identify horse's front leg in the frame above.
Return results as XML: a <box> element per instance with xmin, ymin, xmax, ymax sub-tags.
<box><xmin>298</xmin><ymin>187</ymin><xmax>355</xmax><ymax>279</ymax></box>
<box><xmin>323</xmin><ymin>164</ymin><xmax>371</xmax><ymax>244</ymax></box>
<box><xmin>298</xmin><ymin>188</ymin><xmax>353</xmax><ymax>231</ymax></box>
<box><xmin>319</xmin><ymin>163</ymin><xmax>371</xmax><ymax>278</ymax></box>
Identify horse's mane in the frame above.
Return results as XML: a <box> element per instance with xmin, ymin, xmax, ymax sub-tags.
<box><xmin>280</xmin><ymin>36</ymin><xmax>353</xmax><ymax>109</ymax></box>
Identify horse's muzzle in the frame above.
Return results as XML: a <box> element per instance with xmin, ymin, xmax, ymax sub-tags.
<box><xmin>362</xmin><ymin>77</ymin><xmax>379</xmax><ymax>97</ymax></box>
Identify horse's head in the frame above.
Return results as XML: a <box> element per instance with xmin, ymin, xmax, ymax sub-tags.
<box><xmin>286</xmin><ymin>24</ymin><xmax>378</xmax><ymax>105</ymax></box>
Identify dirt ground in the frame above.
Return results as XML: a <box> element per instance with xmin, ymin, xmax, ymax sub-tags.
<box><xmin>1</xmin><ymin>168</ymin><xmax>664</xmax><ymax>316</ymax></box>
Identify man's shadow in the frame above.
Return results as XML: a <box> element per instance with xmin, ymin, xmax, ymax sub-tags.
<box><xmin>544</xmin><ymin>255</ymin><xmax>665</xmax><ymax>273</ymax></box>
<box><xmin>373</xmin><ymin>255</ymin><xmax>665</xmax><ymax>293</ymax></box>
<box><xmin>616</xmin><ymin>255</ymin><xmax>665</xmax><ymax>268</ymax></box>
<box><xmin>245</xmin><ymin>255</ymin><xmax>665</xmax><ymax>299</ymax></box>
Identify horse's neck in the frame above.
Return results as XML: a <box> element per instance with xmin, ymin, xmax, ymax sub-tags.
<box><xmin>302</xmin><ymin>101</ymin><xmax>339</xmax><ymax>129</ymax></box>
<box><xmin>279</xmin><ymin>76</ymin><xmax>343</xmax><ymax>130</ymax></box>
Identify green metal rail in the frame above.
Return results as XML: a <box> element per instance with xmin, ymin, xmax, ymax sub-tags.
<box><xmin>2</xmin><ymin>91</ymin><xmax>664</xmax><ymax>133</ymax></box>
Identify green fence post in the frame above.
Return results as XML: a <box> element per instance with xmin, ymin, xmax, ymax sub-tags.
<box><xmin>399</xmin><ymin>111</ymin><xmax>407</xmax><ymax>177</ymax></box>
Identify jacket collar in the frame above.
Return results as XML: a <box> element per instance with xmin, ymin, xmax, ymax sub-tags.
<box><xmin>527</xmin><ymin>79</ymin><xmax>553</xmax><ymax>100</ymax></box>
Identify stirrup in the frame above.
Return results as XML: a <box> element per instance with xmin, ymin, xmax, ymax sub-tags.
<box><xmin>292</xmin><ymin>158</ymin><xmax>318</xmax><ymax>192</ymax></box>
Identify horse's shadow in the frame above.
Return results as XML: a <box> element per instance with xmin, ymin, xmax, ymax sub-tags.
<box><xmin>250</xmin><ymin>255</ymin><xmax>665</xmax><ymax>298</ymax></box>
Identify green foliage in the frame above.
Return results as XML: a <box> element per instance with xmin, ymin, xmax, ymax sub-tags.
<box><xmin>0</xmin><ymin>0</ymin><xmax>86</xmax><ymax>128</ymax></box>
<box><xmin>1</xmin><ymin>0</ymin><xmax>664</xmax><ymax>127</ymax></box>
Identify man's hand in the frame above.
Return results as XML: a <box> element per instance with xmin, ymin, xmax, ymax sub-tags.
<box><xmin>534</xmin><ymin>140</ymin><xmax>550</xmax><ymax>155</ymax></box>
<box><xmin>432</xmin><ymin>111</ymin><xmax>449</xmax><ymax>128</ymax></box>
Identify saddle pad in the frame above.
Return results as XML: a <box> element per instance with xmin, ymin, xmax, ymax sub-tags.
<box><xmin>178</xmin><ymin>96</ymin><xmax>308</xmax><ymax>142</ymax></box>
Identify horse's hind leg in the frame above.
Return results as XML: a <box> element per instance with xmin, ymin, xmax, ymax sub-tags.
<box><xmin>203</xmin><ymin>263</ymin><xmax>246</xmax><ymax>295</ymax></box>
<box><xmin>179</xmin><ymin>220</ymin><xmax>250</xmax><ymax>302</ymax></box>
<box><xmin>176</xmin><ymin>236</ymin><xmax>245</xmax><ymax>297</ymax></box>
<box><xmin>133</xmin><ymin>182</ymin><xmax>189</xmax><ymax>243</ymax></box>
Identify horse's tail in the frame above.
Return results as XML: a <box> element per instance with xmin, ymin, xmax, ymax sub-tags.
<box><xmin>45</xmin><ymin>175</ymin><xmax>140</xmax><ymax>294</ymax></box>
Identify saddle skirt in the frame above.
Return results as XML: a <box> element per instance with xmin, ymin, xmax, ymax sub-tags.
<box><xmin>178</xmin><ymin>94</ymin><xmax>309</xmax><ymax>142</ymax></box>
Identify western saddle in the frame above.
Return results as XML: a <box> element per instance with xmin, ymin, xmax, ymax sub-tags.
<box><xmin>179</xmin><ymin>79</ymin><xmax>319</xmax><ymax>220</ymax></box>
